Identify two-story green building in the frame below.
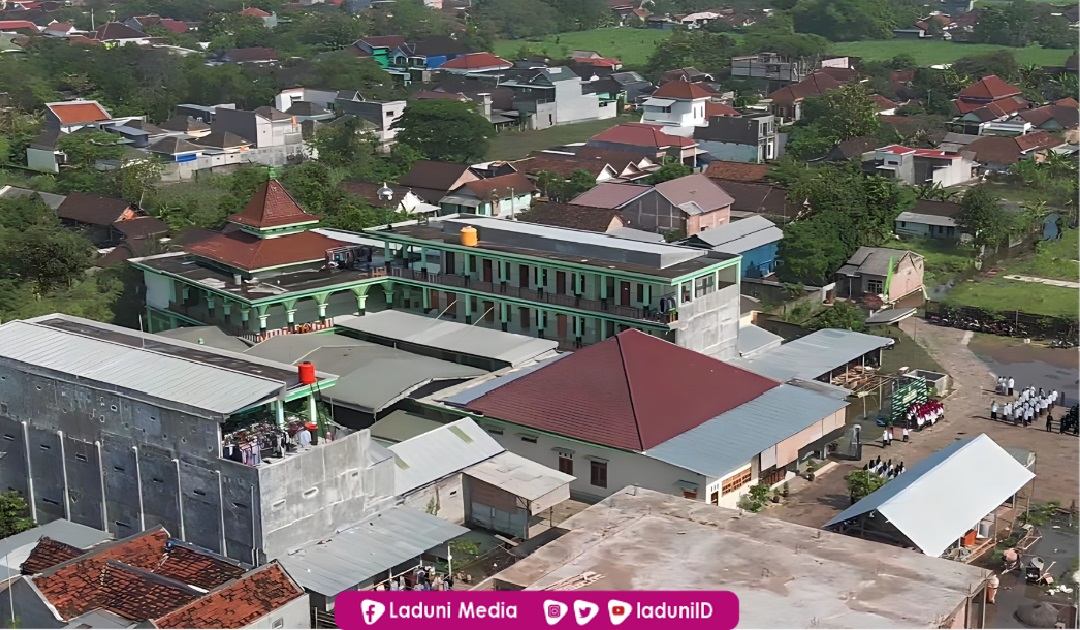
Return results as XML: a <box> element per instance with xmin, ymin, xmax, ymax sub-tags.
<box><xmin>131</xmin><ymin>178</ymin><xmax>744</xmax><ymax>358</ymax></box>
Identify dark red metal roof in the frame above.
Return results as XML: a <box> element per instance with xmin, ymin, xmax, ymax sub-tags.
<box><xmin>466</xmin><ymin>329</ymin><xmax>780</xmax><ymax>451</ymax></box>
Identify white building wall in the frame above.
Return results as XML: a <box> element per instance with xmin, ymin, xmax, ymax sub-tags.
<box><xmin>243</xmin><ymin>594</ymin><xmax>311</xmax><ymax>629</ymax></box>
<box><xmin>398</xmin><ymin>474</ymin><xmax>466</xmax><ymax>525</ymax></box>
<box><xmin>144</xmin><ymin>272</ymin><xmax>172</xmax><ymax>309</ymax></box>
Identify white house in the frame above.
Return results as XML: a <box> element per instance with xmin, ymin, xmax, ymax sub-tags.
<box><xmin>640</xmin><ymin>81</ymin><xmax>712</xmax><ymax>129</ymax></box>
<box><xmin>424</xmin><ymin>329</ymin><xmax>848</xmax><ymax>508</ymax></box>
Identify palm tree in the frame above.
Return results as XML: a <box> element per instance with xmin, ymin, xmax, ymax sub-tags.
<box><xmin>1018</xmin><ymin>64</ymin><xmax>1045</xmax><ymax>92</ymax></box>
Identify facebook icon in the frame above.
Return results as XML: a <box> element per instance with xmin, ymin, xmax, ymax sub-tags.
<box><xmin>359</xmin><ymin>600</ymin><xmax>386</xmax><ymax>625</ymax></box>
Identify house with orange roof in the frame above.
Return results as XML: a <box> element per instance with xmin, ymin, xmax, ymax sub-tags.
<box><xmin>952</xmin><ymin>75</ymin><xmax>1029</xmax><ymax>133</ymax></box>
<box><xmin>437</xmin><ymin>52</ymin><xmax>513</xmax><ymax>74</ymax></box>
<box><xmin>240</xmin><ymin>5</ymin><xmax>277</xmax><ymax>27</ymax></box>
<box><xmin>587</xmin><ymin>122</ymin><xmax>702</xmax><ymax>166</ymax></box>
<box><xmin>767</xmin><ymin>71</ymin><xmax>847</xmax><ymax>122</ymax></box>
<box><xmin>640</xmin><ymin>81</ymin><xmax>715</xmax><ymax>129</ymax></box>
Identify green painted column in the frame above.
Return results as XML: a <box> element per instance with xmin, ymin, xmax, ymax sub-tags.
<box><xmin>274</xmin><ymin>400</ymin><xmax>285</xmax><ymax>430</ymax></box>
<box><xmin>182</xmin><ymin>285</ymin><xmax>190</xmax><ymax>301</ymax></box>
<box><xmin>222</xmin><ymin>300</ymin><xmax>232</xmax><ymax>318</ymax></box>
<box><xmin>169</xmin><ymin>279</ymin><xmax>178</xmax><ymax>304</ymax></box>
<box><xmin>283</xmin><ymin>298</ymin><xmax>298</xmax><ymax>328</ymax></box>
<box><xmin>464</xmin><ymin>295</ymin><xmax>472</xmax><ymax>324</ymax></box>
<box><xmin>422</xmin><ymin>287</ymin><xmax>431</xmax><ymax>310</ymax></box>
<box><xmin>256</xmin><ymin>305</ymin><xmax>269</xmax><ymax>332</ymax></box>
<box><xmin>500</xmin><ymin>302</ymin><xmax>509</xmax><ymax>332</ymax></box>
<box><xmin>420</xmin><ymin>247</ymin><xmax>428</xmax><ymax>272</ymax></box>
<box><xmin>351</xmin><ymin>286</ymin><xmax>370</xmax><ymax>315</ymax></box>
<box><xmin>314</xmin><ymin>292</ymin><xmax>330</xmax><ymax>322</ymax></box>
<box><xmin>240</xmin><ymin>307</ymin><xmax>251</xmax><ymax>332</ymax></box>
<box><xmin>206</xmin><ymin>294</ymin><xmax>216</xmax><ymax>318</ymax></box>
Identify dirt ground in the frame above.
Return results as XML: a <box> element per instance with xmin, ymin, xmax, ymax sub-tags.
<box><xmin>771</xmin><ymin>318</ymin><xmax>1080</xmax><ymax>529</ymax></box>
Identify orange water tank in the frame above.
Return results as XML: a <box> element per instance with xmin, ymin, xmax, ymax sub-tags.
<box><xmin>461</xmin><ymin>226</ymin><xmax>478</xmax><ymax>247</ymax></box>
<box><xmin>298</xmin><ymin>361</ymin><xmax>317</xmax><ymax>385</ymax></box>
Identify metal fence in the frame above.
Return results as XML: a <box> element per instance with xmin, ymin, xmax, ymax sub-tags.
<box><xmin>925</xmin><ymin>301</ymin><xmax>1079</xmax><ymax>342</ymax></box>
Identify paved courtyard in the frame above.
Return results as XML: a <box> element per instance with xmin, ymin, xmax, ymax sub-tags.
<box><xmin>770</xmin><ymin>318</ymin><xmax>1079</xmax><ymax>529</ymax></box>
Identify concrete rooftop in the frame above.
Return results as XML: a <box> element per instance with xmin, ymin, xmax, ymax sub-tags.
<box><xmin>489</xmin><ymin>487</ymin><xmax>991</xmax><ymax>628</ymax></box>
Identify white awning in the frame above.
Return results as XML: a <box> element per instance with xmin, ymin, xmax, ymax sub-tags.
<box><xmin>643</xmin><ymin>98</ymin><xmax>676</xmax><ymax>107</ymax></box>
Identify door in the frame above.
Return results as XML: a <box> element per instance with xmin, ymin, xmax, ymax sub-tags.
<box><xmin>518</xmin><ymin>264</ymin><xmax>529</xmax><ymax>288</ymax></box>
<box><xmin>484</xmin><ymin>301</ymin><xmax>495</xmax><ymax>323</ymax></box>
<box><xmin>482</xmin><ymin>258</ymin><xmax>494</xmax><ymax>283</ymax></box>
<box><xmin>445</xmin><ymin>251</ymin><xmax>456</xmax><ymax>276</ymax></box>
<box><xmin>519</xmin><ymin>307</ymin><xmax>531</xmax><ymax>329</ymax></box>
<box><xmin>620</xmin><ymin>282</ymin><xmax>631</xmax><ymax>306</ymax></box>
<box><xmin>556</xmin><ymin>271</ymin><xmax>566</xmax><ymax>294</ymax></box>
<box><xmin>430</xmin><ymin>291</ymin><xmax>439</xmax><ymax>311</ymax></box>
<box><xmin>557</xmin><ymin>314</ymin><xmax>568</xmax><ymax>339</ymax></box>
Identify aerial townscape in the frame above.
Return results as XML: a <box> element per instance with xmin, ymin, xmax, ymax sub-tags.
<box><xmin>0</xmin><ymin>0</ymin><xmax>1077</xmax><ymax>627</ymax></box>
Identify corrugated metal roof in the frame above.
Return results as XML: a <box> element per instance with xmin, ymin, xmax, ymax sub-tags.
<box><xmin>730</xmin><ymin>329</ymin><xmax>894</xmax><ymax>384</ymax></box>
<box><xmin>896</xmin><ymin>211</ymin><xmax>957</xmax><ymax>227</ymax></box>
<box><xmin>277</xmin><ymin>506</ymin><xmax>468</xmax><ymax>596</ymax></box>
<box><xmin>334</xmin><ymin>311</ymin><xmax>558</xmax><ymax>367</ymax></box>
<box><xmin>824</xmin><ymin>435</ymin><xmax>1035</xmax><ymax>558</ymax></box>
<box><xmin>388</xmin><ymin>418</ymin><xmax>504</xmax><ymax>495</ymax></box>
<box><xmin>464</xmin><ymin>451</ymin><xmax>573</xmax><ymax>501</ymax></box>
<box><xmin>691</xmin><ymin>215</ymin><xmax>783</xmax><ymax>254</ymax></box>
<box><xmin>644</xmin><ymin>384</ymin><xmax>847</xmax><ymax>478</ymax></box>
<box><xmin>0</xmin><ymin>520</ymin><xmax>111</xmax><ymax>577</ymax></box>
<box><xmin>0</xmin><ymin>321</ymin><xmax>302</xmax><ymax>415</ymax></box>
<box><xmin>369</xmin><ymin>410</ymin><xmax>445</xmax><ymax>444</ymax></box>
<box><xmin>737</xmin><ymin>324</ymin><xmax>783</xmax><ymax>358</ymax></box>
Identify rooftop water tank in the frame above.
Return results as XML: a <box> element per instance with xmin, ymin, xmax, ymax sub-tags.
<box><xmin>461</xmin><ymin>226</ymin><xmax>478</xmax><ymax>247</ymax></box>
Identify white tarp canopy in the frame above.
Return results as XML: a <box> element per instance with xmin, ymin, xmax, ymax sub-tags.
<box><xmin>824</xmin><ymin>434</ymin><xmax>1035</xmax><ymax>558</ymax></box>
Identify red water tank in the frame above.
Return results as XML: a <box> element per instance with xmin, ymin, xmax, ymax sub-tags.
<box><xmin>298</xmin><ymin>361</ymin><xmax>317</xmax><ymax>385</ymax></box>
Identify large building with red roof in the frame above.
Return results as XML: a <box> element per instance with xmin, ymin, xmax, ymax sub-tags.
<box><xmin>952</xmin><ymin>75</ymin><xmax>1029</xmax><ymax>132</ymax></box>
<box><xmin>430</xmin><ymin>329</ymin><xmax>848</xmax><ymax>506</ymax></box>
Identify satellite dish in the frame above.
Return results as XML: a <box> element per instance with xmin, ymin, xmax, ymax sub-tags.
<box><xmin>377</xmin><ymin>183</ymin><xmax>393</xmax><ymax>202</ymax></box>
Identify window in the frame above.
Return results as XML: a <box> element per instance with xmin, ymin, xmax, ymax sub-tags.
<box><xmin>721</xmin><ymin>468</ymin><xmax>752</xmax><ymax>496</ymax></box>
<box><xmin>760</xmin><ymin>467</ymin><xmax>786</xmax><ymax>487</ymax></box>
<box><xmin>899</xmin><ymin>221</ymin><xmax>907</xmax><ymax>228</ymax></box>
<box><xmin>74</xmin><ymin>453</ymin><xmax>88</xmax><ymax>463</ymax></box>
<box><xmin>273</xmin><ymin>620</ymin><xmax>285</xmax><ymax>630</ymax></box>
<box><xmin>683</xmin><ymin>490</ymin><xmax>698</xmax><ymax>500</ymax></box>
<box><xmin>636</xmin><ymin>283</ymin><xmax>644</xmax><ymax>304</ymax></box>
<box><xmin>590</xmin><ymin>461</ymin><xmax>608</xmax><ymax>488</ymax></box>
<box><xmin>486</xmin><ymin>426</ymin><xmax>504</xmax><ymax>436</ymax></box>
<box><xmin>866</xmin><ymin>279</ymin><xmax>884</xmax><ymax>294</ymax></box>
<box><xmin>558</xmin><ymin>455</ymin><xmax>573</xmax><ymax>476</ymax></box>
<box><xmin>520</xmin><ymin>435</ymin><xmax>538</xmax><ymax>444</ymax></box>
<box><xmin>694</xmin><ymin>275</ymin><xmax>715</xmax><ymax>298</ymax></box>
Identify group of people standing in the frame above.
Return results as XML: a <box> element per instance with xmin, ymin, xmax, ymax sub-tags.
<box><xmin>992</xmin><ymin>377</ymin><xmax>1063</xmax><ymax>430</ymax></box>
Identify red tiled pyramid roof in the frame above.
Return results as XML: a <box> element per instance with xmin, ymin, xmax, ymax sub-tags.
<box><xmin>154</xmin><ymin>562</ymin><xmax>305</xmax><ymax>629</ymax></box>
<box><xmin>652</xmin><ymin>81</ymin><xmax>713</xmax><ymax>100</ymax></box>
<box><xmin>228</xmin><ymin>179</ymin><xmax>319</xmax><ymax>229</ymax></box>
<box><xmin>186</xmin><ymin>230</ymin><xmax>348</xmax><ymax>271</ymax></box>
<box><xmin>439</xmin><ymin>52</ymin><xmax>511</xmax><ymax>70</ymax></box>
<box><xmin>767</xmin><ymin>71</ymin><xmax>843</xmax><ymax>103</ymax></box>
<box><xmin>591</xmin><ymin>123</ymin><xmax>696</xmax><ymax>148</ymax></box>
<box><xmin>465</xmin><ymin>329</ymin><xmax>780</xmax><ymax>451</ymax></box>
<box><xmin>705</xmin><ymin>101</ymin><xmax>740</xmax><ymax>117</ymax></box>
<box><xmin>957</xmin><ymin>75</ymin><xmax>1022</xmax><ymax>100</ymax></box>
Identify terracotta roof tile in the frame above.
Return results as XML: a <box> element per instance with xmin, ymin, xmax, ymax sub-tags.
<box><xmin>590</xmin><ymin>123</ymin><xmax>696</xmax><ymax>148</ymax></box>
<box><xmin>517</xmin><ymin>201</ymin><xmax>625</xmax><ymax>232</ymax></box>
<box><xmin>568</xmin><ymin>182</ymin><xmax>651</xmax><ymax>209</ymax></box>
<box><xmin>965</xmin><ymin>131</ymin><xmax>1061</xmax><ymax>165</ymax></box>
<box><xmin>47</xmin><ymin>100</ymin><xmax>111</xmax><ymax>125</ymax></box>
<box><xmin>225</xmin><ymin>47</ymin><xmax>278</xmax><ymax>62</ymax></box>
<box><xmin>705</xmin><ymin>101</ymin><xmax>739</xmax><ymax>117</ymax></box>
<box><xmin>21</xmin><ymin>538</ymin><xmax>87</xmax><ymax>575</ymax></box>
<box><xmin>957</xmin><ymin>75</ymin><xmax>1022</xmax><ymax>100</ymax></box>
<box><xmin>767</xmin><ymin>71</ymin><xmax>843</xmax><ymax>103</ymax></box>
<box><xmin>90</xmin><ymin>562</ymin><xmax>200</xmax><ymax>620</ymax></box>
<box><xmin>466</xmin><ymin>329</ymin><xmax>780</xmax><ymax>451</ymax></box>
<box><xmin>652</xmin><ymin>81</ymin><xmax>712</xmax><ymax>100</ymax></box>
<box><xmin>871</xmin><ymin>94</ymin><xmax>898</xmax><ymax>110</ymax></box>
<box><xmin>112</xmin><ymin>216</ymin><xmax>168</xmax><ymax>240</ymax></box>
<box><xmin>512</xmin><ymin>154</ymin><xmax>613</xmax><ymax>178</ymax></box>
<box><xmin>93</xmin><ymin>22</ymin><xmax>146</xmax><ymax>41</ymax></box>
<box><xmin>1018</xmin><ymin>103</ymin><xmax>1079</xmax><ymax>129</ymax></box>
<box><xmin>155</xmin><ymin>545</ymin><xmax>247</xmax><ymax>590</ymax></box>
<box><xmin>438</xmin><ymin>52</ymin><xmax>511</xmax><ymax>70</ymax></box>
<box><xmin>240</xmin><ymin>6</ymin><xmax>271</xmax><ymax>17</ymax></box>
<box><xmin>460</xmin><ymin>172</ymin><xmax>536</xmax><ymax>198</ymax></box>
<box><xmin>187</xmin><ymin>230</ymin><xmax>349</xmax><ymax>271</ymax></box>
<box><xmin>154</xmin><ymin>563</ymin><xmax>305</xmax><ymax>629</ymax></box>
<box><xmin>228</xmin><ymin>179</ymin><xmax>319</xmax><ymax>229</ymax></box>
<box><xmin>653</xmin><ymin>173</ymin><xmax>733</xmax><ymax>213</ymax></box>
<box><xmin>703</xmin><ymin>161</ymin><xmax>770</xmax><ymax>183</ymax></box>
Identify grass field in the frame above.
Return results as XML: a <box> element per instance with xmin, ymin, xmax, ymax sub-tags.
<box><xmin>943</xmin><ymin>277</ymin><xmax>1080</xmax><ymax>318</ymax></box>
<box><xmin>892</xmin><ymin>239</ymin><xmax>977</xmax><ymax>285</ymax></box>
<box><xmin>484</xmin><ymin>116</ymin><xmax>625</xmax><ymax>160</ymax></box>
<box><xmin>493</xmin><ymin>28</ymin><xmax>671</xmax><ymax>66</ymax></box>
<box><xmin>829</xmin><ymin>40</ymin><xmax>1073</xmax><ymax>67</ymax></box>
<box><xmin>1001</xmin><ymin>229</ymin><xmax>1080</xmax><ymax>282</ymax></box>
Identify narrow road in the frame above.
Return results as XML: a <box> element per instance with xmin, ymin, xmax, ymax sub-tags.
<box><xmin>1002</xmin><ymin>274</ymin><xmax>1080</xmax><ymax>289</ymax></box>
<box><xmin>770</xmin><ymin>318</ymin><xmax>1078</xmax><ymax>528</ymax></box>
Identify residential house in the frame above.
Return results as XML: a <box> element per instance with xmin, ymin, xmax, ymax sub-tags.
<box><xmin>871</xmin><ymin>94</ymin><xmax>899</xmax><ymax>115</ymax></box>
<box><xmin>569</xmin><ymin>50</ymin><xmax>622</xmax><ymax>70</ymax></box>
<box><xmin>730</xmin><ymin>52</ymin><xmax>812</xmax><ymax>86</ymax></box>
<box><xmin>192</xmin><ymin>130</ymin><xmax>253</xmax><ymax>153</ymax></box>
<box><xmin>703</xmin><ymin>161</ymin><xmax>771</xmax><ymax>183</ymax></box>
<box><xmin>609</xmin><ymin>70</ymin><xmax>655</xmax><ymax>102</ymax></box>
<box><xmin>389</xmin><ymin>35</ymin><xmax>469</xmax><ymax>69</ymax></box>
<box><xmin>952</xmin><ymin>75</ymin><xmax>1028</xmax><ymax>134</ymax></box>
<box><xmin>159</xmin><ymin>115</ymin><xmax>212</xmax><ymax>137</ymax></box>
<box><xmin>351</xmin><ymin>35</ymin><xmax>406</xmax><ymax>68</ymax></box>
<box><xmin>945</xmin><ymin>8</ymin><xmax>982</xmax><ymax>38</ymax></box>
<box><xmin>836</xmin><ymin>246</ymin><xmax>926</xmax><ymax>303</ymax></box>
<box><xmin>0</xmin><ymin>527</ymin><xmax>308</xmax><ymax>629</ymax></box>
<box><xmin>219</xmin><ymin>47</ymin><xmax>279</xmax><ymax>65</ymax></box>
<box><xmin>240</xmin><ymin>6</ymin><xmax>278</xmax><ymax>27</ymax></box>
<box><xmin>569</xmin><ymin>173</ymin><xmax>733</xmax><ymax>236</ymax></box>
<box><xmin>90</xmin><ymin>22</ymin><xmax>151</xmax><ymax>46</ymax></box>
<box><xmin>211</xmin><ymin>106</ymin><xmax>302</xmax><ymax>151</ymax></box>
<box><xmin>819</xmin><ymin>135</ymin><xmax>882</xmax><ymax>162</ymax></box>
<box><xmin>639</xmin><ymin>81</ymin><xmax>712</xmax><ymax>129</ymax></box>
<box><xmin>575</xmin><ymin>146</ymin><xmax>662</xmax><ymax>180</ymax></box>
<box><xmin>41</xmin><ymin>22</ymin><xmax>75</xmax><ymax>36</ymax></box>
<box><xmin>55</xmin><ymin>192</ymin><xmax>168</xmax><ymax>249</ymax></box>
<box><xmin>438</xmin><ymin>52</ymin><xmax>513</xmax><ymax>73</ymax></box>
<box><xmin>439</xmin><ymin>172</ymin><xmax>538</xmax><ymax>217</ymax></box>
<box><xmin>767</xmin><ymin>71</ymin><xmax>846</xmax><ymax>122</ymax></box>
<box><xmin>511</xmin><ymin>153</ymin><xmax>621</xmax><ymax>187</ymax></box>
<box><xmin>963</xmin><ymin>130</ymin><xmax>1065</xmax><ymax>173</ymax></box>
<box><xmin>659</xmin><ymin>67</ymin><xmax>713</xmax><ymax>84</ymax></box>
<box><xmin>44</xmin><ymin>100</ymin><xmax>114</xmax><ymax>133</ymax></box>
<box><xmin>274</xmin><ymin>87</ymin><xmax>339</xmax><ymax>113</ymax></box>
<box><xmin>397</xmin><ymin>160</ymin><xmax>479</xmax><ymax>202</ymax></box>
<box><xmin>694</xmin><ymin>113</ymin><xmax>777</xmax><ymax>162</ymax></box>
<box><xmin>502</xmin><ymin>67</ymin><xmax>617</xmax><ymax>129</ymax></box>
<box><xmin>678</xmin><ymin>215</ymin><xmax>782</xmax><ymax>278</ymax></box>
<box><xmin>425</xmin><ymin>329</ymin><xmax>848</xmax><ymax>505</ymax></box>
<box><xmin>487</xmin><ymin>487</ymin><xmax>995</xmax><ymax>630</ymax></box>
<box><xmin>869</xmin><ymin>145</ymin><xmax>976</xmax><ymax>187</ymax></box>
<box><xmin>147</xmin><ymin>136</ymin><xmax>204</xmax><ymax>164</ymax></box>
<box><xmin>27</xmin><ymin>100</ymin><xmax>139</xmax><ymax>171</ymax></box>
<box><xmin>0</xmin><ymin>185</ymin><xmax>66</xmax><ymax>210</ymax></box>
<box><xmin>125</xmin><ymin>13</ymin><xmax>189</xmax><ymax>33</ymax></box>
<box><xmin>716</xmin><ymin>181</ymin><xmax>806</xmax><ymax>221</ymax></box>
<box><xmin>340</xmin><ymin>181</ymin><xmax>440</xmax><ymax>215</ymax></box>
<box><xmin>895</xmin><ymin>199</ymin><xmax>964</xmax><ymax>240</ymax></box>
<box><xmin>517</xmin><ymin>201</ymin><xmax>627</xmax><ymax>233</ymax></box>
<box><xmin>1016</xmin><ymin>98</ymin><xmax>1080</xmax><ymax>142</ymax></box>
<box><xmin>334</xmin><ymin>92</ymin><xmax>407</xmax><ymax>145</ymax></box>
<box><xmin>587</xmin><ymin>122</ymin><xmax>701</xmax><ymax>166</ymax></box>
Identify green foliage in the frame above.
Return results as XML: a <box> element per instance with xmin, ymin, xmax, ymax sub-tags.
<box><xmin>736</xmin><ymin>483</ymin><xmax>772</xmax><ymax>513</ymax></box>
<box><xmin>643</xmin><ymin>30</ymin><xmax>739</xmax><ymax>79</ymax></box>
<box><xmin>784</xmin><ymin>83</ymin><xmax>882</xmax><ymax>160</ymax></box>
<box><xmin>844</xmin><ymin>470</ymin><xmax>887</xmax><ymax>502</ymax></box>
<box><xmin>0</xmin><ymin>492</ymin><xmax>35</xmax><ymax>540</ymax></box>
<box><xmin>57</xmin><ymin>131</ymin><xmax>125</xmax><ymax>172</ymax></box>
<box><xmin>393</xmin><ymin>100</ymin><xmax>490</xmax><ymax>163</ymax></box>
<box><xmin>957</xmin><ymin>186</ymin><xmax>1010</xmax><ymax>250</ymax></box>
<box><xmin>740</xmin><ymin>14</ymin><xmax>830</xmax><ymax>59</ymax></box>
<box><xmin>791</xmin><ymin>0</ymin><xmax>921</xmax><ymax>41</ymax></box>
<box><xmin>974</xmin><ymin>1</ymin><xmax>1074</xmax><ymax>49</ymax></box>
<box><xmin>808</xmin><ymin>301</ymin><xmax>867</xmax><ymax>332</ymax></box>
<box><xmin>646</xmin><ymin>161</ymin><xmax>692</xmax><ymax>185</ymax></box>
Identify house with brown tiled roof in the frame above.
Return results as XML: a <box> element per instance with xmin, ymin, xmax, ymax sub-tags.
<box><xmin>640</xmin><ymin>81</ymin><xmax>715</xmax><ymax>128</ymax></box>
<box><xmin>952</xmin><ymin>75</ymin><xmax>1029</xmax><ymax>132</ymax></box>
<box><xmin>569</xmin><ymin>173</ymin><xmax>733</xmax><ymax>237</ymax></box>
<box><xmin>703</xmin><ymin>161</ymin><xmax>770</xmax><ymax>183</ymax></box>
<box><xmin>1015</xmin><ymin>99</ymin><xmax>1079</xmax><ymax>141</ymax></box>
<box><xmin>964</xmin><ymin>130</ymin><xmax>1066</xmax><ymax>172</ymax></box>
<box><xmin>517</xmin><ymin>201</ymin><xmax>627</xmax><ymax>233</ymax></box>
<box><xmin>767</xmin><ymin>71</ymin><xmax>847</xmax><ymax>121</ymax></box>
<box><xmin>55</xmin><ymin>192</ymin><xmax>168</xmax><ymax>249</ymax></box>
<box><xmin>511</xmin><ymin>153</ymin><xmax>621</xmax><ymax>185</ymax></box>
<box><xmin>91</xmin><ymin>21</ymin><xmax>151</xmax><ymax>44</ymax></box>
<box><xmin>240</xmin><ymin>6</ymin><xmax>277</xmax><ymax>27</ymax></box>
<box><xmin>587</xmin><ymin>122</ymin><xmax>701</xmax><ymax>166</ymax></box>
<box><xmin>1</xmin><ymin>527</ymin><xmax>307</xmax><ymax>629</ymax></box>
<box><xmin>441</xmin><ymin>171</ymin><xmax>538</xmax><ymax>216</ymax></box>
<box><xmin>429</xmin><ymin>328</ymin><xmax>848</xmax><ymax>506</ymax></box>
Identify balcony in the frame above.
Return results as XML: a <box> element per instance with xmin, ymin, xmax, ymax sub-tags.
<box><xmin>388</xmin><ymin>268</ymin><xmax>678</xmax><ymax>325</ymax></box>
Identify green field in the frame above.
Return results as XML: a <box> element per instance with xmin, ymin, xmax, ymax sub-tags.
<box><xmin>892</xmin><ymin>239</ymin><xmax>977</xmax><ymax>285</ymax></box>
<box><xmin>1001</xmin><ymin>229</ymin><xmax>1080</xmax><ymax>282</ymax></box>
<box><xmin>829</xmin><ymin>40</ymin><xmax>1073</xmax><ymax>67</ymax></box>
<box><xmin>493</xmin><ymin>28</ymin><xmax>671</xmax><ymax>66</ymax></box>
<box><xmin>943</xmin><ymin>277</ymin><xmax>1080</xmax><ymax>318</ymax></box>
<box><xmin>485</xmin><ymin>116</ymin><xmax>625</xmax><ymax>160</ymax></box>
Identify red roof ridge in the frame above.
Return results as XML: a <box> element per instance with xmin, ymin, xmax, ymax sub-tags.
<box><xmin>616</xmin><ymin>332</ymin><xmax>647</xmax><ymax>449</ymax></box>
<box><xmin>228</xmin><ymin>179</ymin><xmax>319</xmax><ymax>229</ymax></box>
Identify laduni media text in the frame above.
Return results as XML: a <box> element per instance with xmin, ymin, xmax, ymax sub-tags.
<box><xmin>336</xmin><ymin>591</ymin><xmax>739</xmax><ymax>630</ymax></box>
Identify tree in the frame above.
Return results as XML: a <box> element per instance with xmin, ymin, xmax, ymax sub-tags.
<box><xmin>644</xmin><ymin>30</ymin><xmax>738</xmax><ymax>79</ymax></box>
<box><xmin>311</xmin><ymin>116</ymin><xmax>370</xmax><ymax>168</ymax></box>
<box><xmin>740</xmin><ymin>14</ymin><xmax>830</xmax><ymax>59</ymax></box>
<box><xmin>646</xmin><ymin>161</ymin><xmax>692</xmax><ymax>184</ymax></box>
<box><xmin>0</xmin><ymin>226</ymin><xmax>96</xmax><ymax>290</ymax></box>
<box><xmin>845</xmin><ymin>470</ymin><xmax>887</xmax><ymax>503</ymax></box>
<box><xmin>801</xmin><ymin>83</ymin><xmax>881</xmax><ymax>141</ymax></box>
<box><xmin>791</xmin><ymin>0</ymin><xmax>908</xmax><ymax>41</ymax></box>
<box><xmin>110</xmin><ymin>159</ymin><xmax>165</xmax><ymax>206</ymax></box>
<box><xmin>957</xmin><ymin>185</ymin><xmax>1010</xmax><ymax>251</ymax></box>
<box><xmin>57</xmin><ymin>131</ymin><xmax>125</xmax><ymax>172</ymax></box>
<box><xmin>808</xmin><ymin>301</ymin><xmax>867</xmax><ymax>332</ymax></box>
<box><xmin>0</xmin><ymin>492</ymin><xmax>34</xmax><ymax>539</ymax></box>
<box><xmin>392</xmin><ymin>100</ymin><xmax>490</xmax><ymax>163</ymax></box>
<box><xmin>776</xmin><ymin>215</ymin><xmax>849</xmax><ymax>285</ymax></box>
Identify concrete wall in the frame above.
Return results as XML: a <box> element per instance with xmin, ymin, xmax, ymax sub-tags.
<box><xmin>619</xmin><ymin>189</ymin><xmax>686</xmax><ymax>235</ymax></box>
<box><xmin>159</xmin><ymin>145</ymin><xmax>306</xmax><ymax>182</ymax></box>
<box><xmin>463</xmin><ymin>475</ymin><xmax>529</xmax><ymax>538</ymax></box>
<box><xmin>0</xmin><ymin>578</ymin><xmax>62</xmax><ymax>629</ymax></box>
<box><xmin>696</xmin><ymin>138</ymin><xmax>760</xmax><ymax>163</ymax></box>
<box><xmin>245</xmin><ymin>593</ymin><xmax>311</xmax><ymax>629</ymax></box>
<box><xmin>398</xmin><ymin>474</ymin><xmax>465</xmax><ymax>525</ymax></box>
<box><xmin>686</xmin><ymin>208</ymin><xmax>730</xmax><ymax>235</ymax></box>
<box><xmin>640</xmin><ymin>99</ymin><xmax>705</xmax><ymax>128</ymax></box>
<box><xmin>478</xmin><ymin>423</ymin><xmax>706</xmax><ymax>503</ymax></box>
<box><xmin>552</xmin><ymin>82</ymin><xmax>603</xmax><ymax>125</ymax></box>
<box><xmin>886</xmin><ymin>255</ymin><xmax>924</xmax><ymax>303</ymax></box>
<box><xmin>26</xmin><ymin>148</ymin><xmax>60</xmax><ymax>173</ymax></box>
<box><xmin>673</xmin><ymin>281</ymin><xmax>740</xmax><ymax>360</ymax></box>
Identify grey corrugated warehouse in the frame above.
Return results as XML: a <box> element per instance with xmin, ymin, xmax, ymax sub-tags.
<box><xmin>731</xmin><ymin>328</ymin><xmax>894</xmax><ymax>387</ymax></box>
<box><xmin>488</xmin><ymin>487</ymin><xmax>993</xmax><ymax>628</ymax></box>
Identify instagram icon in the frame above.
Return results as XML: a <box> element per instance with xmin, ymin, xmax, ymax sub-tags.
<box><xmin>544</xmin><ymin>600</ymin><xmax>568</xmax><ymax>625</ymax></box>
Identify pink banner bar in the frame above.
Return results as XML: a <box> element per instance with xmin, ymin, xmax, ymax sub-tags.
<box><xmin>335</xmin><ymin>591</ymin><xmax>739</xmax><ymax>630</ymax></box>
